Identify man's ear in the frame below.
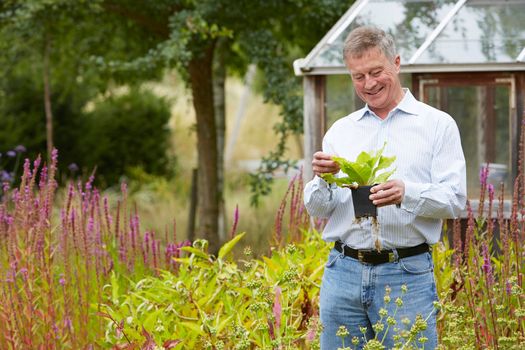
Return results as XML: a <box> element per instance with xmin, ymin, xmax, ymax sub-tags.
<box><xmin>394</xmin><ymin>55</ymin><xmax>401</xmax><ymax>72</ymax></box>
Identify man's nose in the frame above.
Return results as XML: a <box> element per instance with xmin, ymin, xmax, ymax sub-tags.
<box><xmin>364</xmin><ymin>76</ymin><xmax>376</xmax><ymax>89</ymax></box>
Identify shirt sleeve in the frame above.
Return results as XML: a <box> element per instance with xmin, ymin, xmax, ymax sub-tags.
<box><xmin>401</xmin><ymin>117</ymin><xmax>467</xmax><ymax>218</ymax></box>
<box><xmin>303</xmin><ymin>134</ymin><xmax>343</xmax><ymax>218</ymax></box>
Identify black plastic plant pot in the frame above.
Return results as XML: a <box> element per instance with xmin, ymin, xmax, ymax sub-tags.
<box><xmin>351</xmin><ymin>185</ymin><xmax>377</xmax><ymax>218</ymax></box>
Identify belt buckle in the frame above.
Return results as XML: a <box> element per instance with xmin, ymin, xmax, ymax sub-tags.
<box><xmin>357</xmin><ymin>251</ymin><xmax>365</xmax><ymax>262</ymax></box>
<box><xmin>388</xmin><ymin>252</ymin><xmax>395</xmax><ymax>263</ymax></box>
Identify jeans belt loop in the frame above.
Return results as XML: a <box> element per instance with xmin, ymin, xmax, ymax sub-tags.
<box><xmin>390</xmin><ymin>248</ymin><xmax>399</xmax><ymax>263</ymax></box>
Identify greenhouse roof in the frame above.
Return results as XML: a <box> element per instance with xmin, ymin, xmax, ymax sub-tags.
<box><xmin>294</xmin><ymin>0</ymin><xmax>525</xmax><ymax>75</ymax></box>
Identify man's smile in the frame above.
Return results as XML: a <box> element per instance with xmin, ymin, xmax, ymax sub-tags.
<box><xmin>366</xmin><ymin>87</ymin><xmax>384</xmax><ymax>96</ymax></box>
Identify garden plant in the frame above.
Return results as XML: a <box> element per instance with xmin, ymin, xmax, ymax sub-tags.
<box><xmin>0</xmin><ymin>150</ymin><xmax>190</xmax><ymax>348</ymax></box>
<box><xmin>319</xmin><ymin>142</ymin><xmax>396</xmax><ymax>189</ymax></box>
<box><xmin>0</xmin><ymin>133</ymin><xmax>525</xmax><ymax>348</ymax></box>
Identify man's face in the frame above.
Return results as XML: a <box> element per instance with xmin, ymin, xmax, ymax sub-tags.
<box><xmin>345</xmin><ymin>47</ymin><xmax>402</xmax><ymax>117</ymax></box>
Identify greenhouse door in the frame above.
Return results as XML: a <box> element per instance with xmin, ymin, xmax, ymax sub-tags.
<box><xmin>415</xmin><ymin>73</ymin><xmax>517</xmax><ymax>199</ymax></box>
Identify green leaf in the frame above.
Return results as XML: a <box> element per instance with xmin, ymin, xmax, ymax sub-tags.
<box><xmin>375</xmin><ymin>155</ymin><xmax>396</xmax><ymax>173</ymax></box>
<box><xmin>319</xmin><ymin>173</ymin><xmax>354</xmax><ymax>186</ymax></box>
<box><xmin>218</xmin><ymin>232</ymin><xmax>246</xmax><ymax>259</ymax></box>
<box><xmin>373</xmin><ymin>168</ymin><xmax>397</xmax><ymax>184</ymax></box>
<box><xmin>350</xmin><ymin>162</ymin><xmax>373</xmax><ymax>185</ymax></box>
<box><xmin>143</xmin><ymin>308</ymin><xmax>162</xmax><ymax>330</ymax></box>
<box><xmin>173</xmin><ymin>257</ymin><xmax>191</xmax><ymax>265</ymax></box>
<box><xmin>110</xmin><ymin>271</ymin><xmax>119</xmax><ymax>305</ymax></box>
<box><xmin>180</xmin><ymin>246</ymin><xmax>210</xmax><ymax>260</ymax></box>
<box><xmin>319</xmin><ymin>173</ymin><xmax>337</xmax><ymax>184</ymax></box>
<box><xmin>179</xmin><ymin>321</ymin><xmax>205</xmax><ymax>336</ymax></box>
<box><xmin>356</xmin><ymin>151</ymin><xmax>372</xmax><ymax>165</ymax></box>
<box><xmin>330</xmin><ymin>143</ymin><xmax>396</xmax><ymax>186</ymax></box>
<box><xmin>216</xmin><ymin>315</ymin><xmax>233</xmax><ymax>333</ymax></box>
<box><xmin>332</xmin><ymin>156</ymin><xmax>367</xmax><ymax>184</ymax></box>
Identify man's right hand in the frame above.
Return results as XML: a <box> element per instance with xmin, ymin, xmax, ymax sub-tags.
<box><xmin>312</xmin><ymin>152</ymin><xmax>340</xmax><ymax>177</ymax></box>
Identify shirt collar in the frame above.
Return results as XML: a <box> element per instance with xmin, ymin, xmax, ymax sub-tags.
<box><xmin>355</xmin><ymin>88</ymin><xmax>418</xmax><ymax>121</ymax></box>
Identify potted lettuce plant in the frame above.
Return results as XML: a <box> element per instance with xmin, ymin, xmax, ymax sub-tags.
<box><xmin>320</xmin><ymin>143</ymin><xmax>396</xmax><ymax>218</ymax></box>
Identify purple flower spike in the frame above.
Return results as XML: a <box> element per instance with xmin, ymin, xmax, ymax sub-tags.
<box><xmin>59</xmin><ymin>275</ymin><xmax>66</xmax><ymax>286</ymax></box>
<box><xmin>506</xmin><ymin>280</ymin><xmax>512</xmax><ymax>295</ymax></box>
<box><xmin>482</xmin><ymin>242</ymin><xmax>494</xmax><ymax>286</ymax></box>
<box><xmin>14</xmin><ymin>145</ymin><xmax>26</xmax><ymax>153</ymax></box>
<box><xmin>488</xmin><ymin>184</ymin><xmax>495</xmax><ymax>202</ymax></box>
<box><xmin>273</xmin><ymin>286</ymin><xmax>282</xmax><ymax>331</ymax></box>
<box><xmin>479</xmin><ymin>164</ymin><xmax>489</xmax><ymax>187</ymax></box>
<box><xmin>6</xmin><ymin>150</ymin><xmax>16</xmax><ymax>158</ymax></box>
<box><xmin>1</xmin><ymin>171</ymin><xmax>12</xmax><ymax>182</ymax></box>
<box><xmin>64</xmin><ymin>317</ymin><xmax>73</xmax><ymax>331</ymax></box>
<box><xmin>68</xmin><ymin>163</ymin><xmax>79</xmax><ymax>172</ymax></box>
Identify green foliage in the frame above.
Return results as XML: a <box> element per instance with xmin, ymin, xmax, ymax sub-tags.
<box><xmin>0</xmin><ymin>71</ymin><xmax>174</xmax><ymax>185</ymax></box>
<box><xmin>82</xmin><ymin>87</ymin><xmax>174</xmax><ymax>185</ymax></box>
<box><xmin>101</xmin><ymin>230</ymin><xmax>329</xmax><ymax>349</ymax></box>
<box><xmin>246</xmin><ymin>1</ymin><xmax>354</xmax><ymax>205</ymax></box>
<box><xmin>2</xmin><ymin>149</ymin><xmax>525</xmax><ymax>348</ymax></box>
<box><xmin>0</xmin><ymin>0</ymin><xmax>174</xmax><ymax>185</ymax></box>
<box><xmin>0</xmin><ymin>73</ymin><xmax>90</xmax><ymax>169</ymax></box>
<box><xmin>320</xmin><ymin>143</ymin><xmax>396</xmax><ymax>187</ymax></box>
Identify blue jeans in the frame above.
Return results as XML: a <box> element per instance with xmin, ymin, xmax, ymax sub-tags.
<box><xmin>320</xmin><ymin>248</ymin><xmax>439</xmax><ymax>349</ymax></box>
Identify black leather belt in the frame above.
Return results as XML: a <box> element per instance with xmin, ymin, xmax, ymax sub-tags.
<box><xmin>334</xmin><ymin>241</ymin><xmax>430</xmax><ymax>265</ymax></box>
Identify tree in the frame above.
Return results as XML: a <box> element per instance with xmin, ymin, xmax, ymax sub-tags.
<box><xmin>1</xmin><ymin>1</ymin><xmax>65</xmax><ymax>160</ymax></box>
<box><xmin>0</xmin><ymin>1</ymin><xmax>176</xmax><ymax>189</ymax></box>
<box><xmin>2</xmin><ymin>0</ymin><xmax>351</xmax><ymax>253</ymax></box>
<box><xmin>97</xmin><ymin>0</ymin><xmax>352</xmax><ymax>253</ymax></box>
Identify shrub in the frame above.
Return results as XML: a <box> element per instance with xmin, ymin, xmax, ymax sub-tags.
<box><xmin>80</xmin><ymin>87</ymin><xmax>175</xmax><ymax>186</ymax></box>
<box><xmin>0</xmin><ymin>74</ymin><xmax>88</xmax><ymax>170</ymax></box>
<box><xmin>100</xmin><ymin>231</ymin><xmax>329</xmax><ymax>349</ymax></box>
<box><xmin>0</xmin><ymin>72</ymin><xmax>174</xmax><ymax>186</ymax></box>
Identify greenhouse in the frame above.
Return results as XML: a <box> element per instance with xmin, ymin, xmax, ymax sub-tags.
<box><xmin>295</xmin><ymin>0</ymin><xmax>525</xmax><ymax>206</ymax></box>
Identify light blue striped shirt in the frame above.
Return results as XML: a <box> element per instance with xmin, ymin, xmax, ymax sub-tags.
<box><xmin>304</xmin><ymin>89</ymin><xmax>467</xmax><ymax>249</ymax></box>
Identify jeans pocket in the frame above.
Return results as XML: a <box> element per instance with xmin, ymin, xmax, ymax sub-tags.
<box><xmin>399</xmin><ymin>252</ymin><xmax>433</xmax><ymax>274</ymax></box>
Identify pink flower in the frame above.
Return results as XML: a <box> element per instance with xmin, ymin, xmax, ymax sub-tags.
<box><xmin>479</xmin><ymin>164</ymin><xmax>489</xmax><ymax>187</ymax></box>
<box><xmin>482</xmin><ymin>242</ymin><xmax>494</xmax><ymax>286</ymax></box>
<box><xmin>488</xmin><ymin>184</ymin><xmax>495</xmax><ymax>202</ymax></box>
<box><xmin>273</xmin><ymin>286</ymin><xmax>282</xmax><ymax>331</ymax></box>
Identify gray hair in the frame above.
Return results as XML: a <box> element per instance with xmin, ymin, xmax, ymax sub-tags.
<box><xmin>343</xmin><ymin>26</ymin><xmax>397</xmax><ymax>61</ymax></box>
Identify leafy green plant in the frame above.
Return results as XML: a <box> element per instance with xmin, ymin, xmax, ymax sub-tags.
<box><xmin>320</xmin><ymin>143</ymin><xmax>396</xmax><ymax>188</ymax></box>
<box><xmin>100</xmin><ymin>230</ymin><xmax>329</xmax><ymax>349</ymax></box>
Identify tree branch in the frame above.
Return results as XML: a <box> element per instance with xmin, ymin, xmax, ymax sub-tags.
<box><xmin>102</xmin><ymin>2</ymin><xmax>175</xmax><ymax>38</ymax></box>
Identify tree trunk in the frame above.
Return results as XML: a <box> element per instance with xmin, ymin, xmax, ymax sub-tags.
<box><xmin>188</xmin><ymin>44</ymin><xmax>220</xmax><ymax>254</ymax></box>
<box><xmin>213</xmin><ymin>38</ymin><xmax>227</xmax><ymax>243</ymax></box>
<box><xmin>43</xmin><ymin>32</ymin><xmax>54</xmax><ymax>161</ymax></box>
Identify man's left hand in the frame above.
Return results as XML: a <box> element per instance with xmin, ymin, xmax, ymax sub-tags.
<box><xmin>369</xmin><ymin>180</ymin><xmax>405</xmax><ymax>207</ymax></box>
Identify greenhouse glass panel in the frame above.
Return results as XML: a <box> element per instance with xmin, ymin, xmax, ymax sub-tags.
<box><xmin>416</xmin><ymin>0</ymin><xmax>525</xmax><ymax>64</ymax></box>
<box><xmin>310</xmin><ymin>0</ymin><xmax>457</xmax><ymax>68</ymax></box>
<box><xmin>424</xmin><ymin>84</ymin><xmax>512</xmax><ymax>199</ymax></box>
